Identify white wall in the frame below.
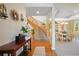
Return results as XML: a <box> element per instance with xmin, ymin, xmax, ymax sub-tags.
<box><xmin>0</xmin><ymin>4</ymin><xmax>26</xmax><ymax>46</ymax></box>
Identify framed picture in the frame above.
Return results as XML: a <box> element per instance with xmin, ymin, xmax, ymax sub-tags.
<box><xmin>10</xmin><ymin>10</ymin><xmax>19</xmax><ymax>21</ymax></box>
<box><xmin>0</xmin><ymin>4</ymin><xmax>8</xmax><ymax>19</ymax></box>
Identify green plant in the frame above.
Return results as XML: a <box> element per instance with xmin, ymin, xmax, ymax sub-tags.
<box><xmin>21</xmin><ymin>26</ymin><xmax>29</xmax><ymax>33</ymax></box>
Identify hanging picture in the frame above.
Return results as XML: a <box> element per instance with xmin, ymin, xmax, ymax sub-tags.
<box><xmin>10</xmin><ymin>10</ymin><xmax>19</xmax><ymax>21</ymax></box>
<box><xmin>0</xmin><ymin>4</ymin><xmax>8</xmax><ymax>19</ymax></box>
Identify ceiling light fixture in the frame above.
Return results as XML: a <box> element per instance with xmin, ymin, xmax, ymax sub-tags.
<box><xmin>65</xmin><ymin>22</ymin><xmax>68</xmax><ymax>24</ymax></box>
<box><xmin>36</xmin><ymin>11</ymin><xmax>39</xmax><ymax>14</ymax></box>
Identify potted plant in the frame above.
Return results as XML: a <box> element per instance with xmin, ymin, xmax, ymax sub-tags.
<box><xmin>20</xmin><ymin>26</ymin><xmax>29</xmax><ymax>36</ymax></box>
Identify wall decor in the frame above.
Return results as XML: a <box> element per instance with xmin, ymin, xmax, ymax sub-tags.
<box><xmin>21</xmin><ymin>14</ymin><xmax>24</xmax><ymax>21</ymax></box>
<box><xmin>10</xmin><ymin>10</ymin><xmax>19</xmax><ymax>21</ymax></box>
<box><xmin>0</xmin><ymin>4</ymin><xmax>8</xmax><ymax>19</ymax></box>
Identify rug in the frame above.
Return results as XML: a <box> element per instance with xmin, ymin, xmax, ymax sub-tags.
<box><xmin>33</xmin><ymin>46</ymin><xmax>45</xmax><ymax>56</ymax></box>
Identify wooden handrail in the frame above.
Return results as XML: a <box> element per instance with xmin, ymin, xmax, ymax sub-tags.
<box><xmin>27</xmin><ymin>16</ymin><xmax>47</xmax><ymax>36</ymax></box>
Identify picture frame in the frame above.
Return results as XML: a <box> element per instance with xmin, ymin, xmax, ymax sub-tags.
<box><xmin>10</xmin><ymin>10</ymin><xmax>19</xmax><ymax>21</ymax></box>
<box><xmin>0</xmin><ymin>4</ymin><xmax>8</xmax><ymax>19</ymax></box>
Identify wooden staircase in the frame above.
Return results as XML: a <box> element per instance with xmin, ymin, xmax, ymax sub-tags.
<box><xmin>27</xmin><ymin>16</ymin><xmax>48</xmax><ymax>40</ymax></box>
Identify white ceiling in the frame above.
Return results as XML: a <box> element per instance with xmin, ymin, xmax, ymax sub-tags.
<box><xmin>5</xmin><ymin>3</ymin><xmax>53</xmax><ymax>16</ymax></box>
<box><xmin>53</xmin><ymin>3</ymin><xmax>79</xmax><ymax>19</ymax></box>
<box><xmin>26</xmin><ymin>7</ymin><xmax>52</xmax><ymax>16</ymax></box>
<box><xmin>5</xmin><ymin>3</ymin><xmax>79</xmax><ymax>19</ymax></box>
<box><xmin>26</xmin><ymin>3</ymin><xmax>79</xmax><ymax>18</ymax></box>
<box><xmin>25</xmin><ymin>3</ymin><xmax>53</xmax><ymax>16</ymax></box>
<box><xmin>5</xmin><ymin>3</ymin><xmax>53</xmax><ymax>7</ymax></box>
<box><xmin>25</xmin><ymin>3</ymin><xmax>53</xmax><ymax>7</ymax></box>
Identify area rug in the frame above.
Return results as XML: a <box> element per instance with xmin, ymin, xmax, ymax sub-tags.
<box><xmin>33</xmin><ymin>46</ymin><xmax>46</xmax><ymax>56</ymax></box>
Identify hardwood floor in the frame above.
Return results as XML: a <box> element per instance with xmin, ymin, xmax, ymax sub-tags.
<box><xmin>25</xmin><ymin>40</ymin><xmax>57</xmax><ymax>56</ymax></box>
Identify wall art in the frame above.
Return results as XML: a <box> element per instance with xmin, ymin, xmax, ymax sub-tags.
<box><xmin>10</xmin><ymin>10</ymin><xmax>19</xmax><ymax>21</ymax></box>
<box><xmin>0</xmin><ymin>4</ymin><xmax>8</xmax><ymax>19</ymax></box>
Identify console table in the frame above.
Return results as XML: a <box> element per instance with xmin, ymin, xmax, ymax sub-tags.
<box><xmin>0</xmin><ymin>38</ymin><xmax>31</xmax><ymax>56</ymax></box>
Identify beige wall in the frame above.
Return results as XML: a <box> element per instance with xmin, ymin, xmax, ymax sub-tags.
<box><xmin>0</xmin><ymin>4</ymin><xmax>26</xmax><ymax>46</ymax></box>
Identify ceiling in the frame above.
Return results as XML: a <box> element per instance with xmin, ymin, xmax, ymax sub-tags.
<box><xmin>25</xmin><ymin>3</ymin><xmax>53</xmax><ymax>7</ymax></box>
<box><xmin>5</xmin><ymin>3</ymin><xmax>53</xmax><ymax>16</ymax></box>
<box><xmin>25</xmin><ymin>3</ymin><xmax>53</xmax><ymax>16</ymax></box>
<box><xmin>26</xmin><ymin>7</ymin><xmax>52</xmax><ymax>16</ymax></box>
<box><xmin>26</xmin><ymin>3</ymin><xmax>79</xmax><ymax>19</ymax></box>
<box><xmin>5</xmin><ymin>3</ymin><xmax>53</xmax><ymax>7</ymax></box>
<box><xmin>53</xmin><ymin>3</ymin><xmax>79</xmax><ymax>19</ymax></box>
<box><xmin>6</xmin><ymin>3</ymin><xmax>79</xmax><ymax>19</ymax></box>
<box><xmin>5</xmin><ymin>3</ymin><xmax>53</xmax><ymax>17</ymax></box>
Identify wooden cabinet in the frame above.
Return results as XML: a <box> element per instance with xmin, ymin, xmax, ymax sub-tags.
<box><xmin>0</xmin><ymin>38</ymin><xmax>31</xmax><ymax>56</ymax></box>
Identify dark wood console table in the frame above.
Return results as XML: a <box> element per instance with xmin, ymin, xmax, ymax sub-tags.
<box><xmin>0</xmin><ymin>38</ymin><xmax>31</xmax><ymax>56</ymax></box>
